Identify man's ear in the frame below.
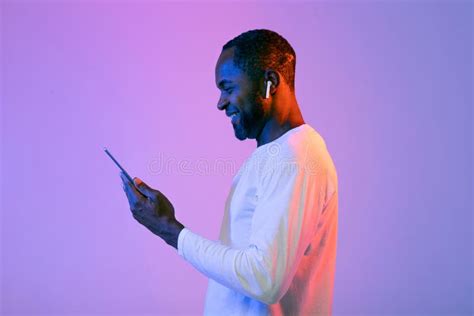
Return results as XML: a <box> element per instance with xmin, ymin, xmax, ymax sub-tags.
<box><xmin>263</xmin><ymin>70</ymin><xmax>280</xmax><ymax>97</ymax></box>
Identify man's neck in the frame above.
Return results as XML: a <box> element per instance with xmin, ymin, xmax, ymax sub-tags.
<box><xmin>256</xmin><ymin>112</ymin><xmax>305</xmax><ymax>147</ymax></box>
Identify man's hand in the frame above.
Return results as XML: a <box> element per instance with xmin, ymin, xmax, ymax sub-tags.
<box><xmin>120</xmin><ymin>172</ymin><xmax>185</xmax><ymax>249</ymax></box>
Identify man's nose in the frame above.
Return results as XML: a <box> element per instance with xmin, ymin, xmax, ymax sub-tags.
<box><xmin>217</xmin><ymin>97</ymin><xmax>229</xmax><ymax>111</ymax></box>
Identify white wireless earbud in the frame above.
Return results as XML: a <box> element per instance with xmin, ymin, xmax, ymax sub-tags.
<box><xmin>265</xmin><ymin>81</ymin><xmax>272</xmax><ymax>99</ymax></box>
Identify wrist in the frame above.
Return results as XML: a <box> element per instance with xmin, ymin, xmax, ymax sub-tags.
<box><xmin>164</xmin><ymin>219</ymin><xmax>185</xmax><ymax>249</ymax></box>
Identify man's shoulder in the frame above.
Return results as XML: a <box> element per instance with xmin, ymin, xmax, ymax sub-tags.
<box><xmin>276</xmin><ymin>124</ymin><xmax>328</xmax><ymax>164</ymax></box>
<box><xmin>241</xmin><ymin>124</ymin><xmax>336</xmax><ymax>181</ymax></box>
<box><xmin>252</xmin><ymin>125</ymin><xmax>329</xmax><ymax>175</ymax></box>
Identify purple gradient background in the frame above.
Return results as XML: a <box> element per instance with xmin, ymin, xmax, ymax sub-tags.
<box><xmin>1</xmin><ymin>1</ymin><xmax>472</xmax><ymax>315</ymax></box>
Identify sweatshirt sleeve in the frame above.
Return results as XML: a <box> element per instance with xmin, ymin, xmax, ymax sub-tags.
<box><xmin>177</xmin><ymin>161</ymin><xmax>325</xmax><ymax>305</ymax></box>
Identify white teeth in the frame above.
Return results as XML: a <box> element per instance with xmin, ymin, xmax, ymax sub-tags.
<box><xmin>231</xmin><ymin>113</ymin><xmax>237</xmax><ymax>118</ymax></box>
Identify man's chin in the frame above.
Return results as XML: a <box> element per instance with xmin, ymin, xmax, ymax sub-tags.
<box><xmin>235</xmin><ymin>133</ymin><xmax>246</xmax><ymax>140</ymax></box>
<box><xmin>233</xmin><ymin>125</ymin><xmax>247</xmax><ymax>140</ymax></box>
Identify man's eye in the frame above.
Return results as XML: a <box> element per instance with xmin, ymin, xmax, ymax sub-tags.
<box><xmin>225</xmin><ymin>88</ymin><xmax>233</xmax><ymax>94</ymax></box>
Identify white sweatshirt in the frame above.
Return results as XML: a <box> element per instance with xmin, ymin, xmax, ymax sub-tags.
<box><xmin>177</xmin><ymin>124</ymin><xmax>338</xmax><ymax>315</ymax></box>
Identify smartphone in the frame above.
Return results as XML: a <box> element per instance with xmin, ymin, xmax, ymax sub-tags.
<box><xmin>103</xmin><ymin>147</ymin><xmax>134</xmax><ymax>184</ymax></box>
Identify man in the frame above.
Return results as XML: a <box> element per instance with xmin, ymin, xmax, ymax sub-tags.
<box><xmin>120</xmin><ymin>29</ymin><xmax>339</xmax><ymax>315</ymax></box>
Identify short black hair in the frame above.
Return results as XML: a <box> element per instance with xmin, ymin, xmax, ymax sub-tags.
<box><xmin>222</xmin><ymin>29</ymin><xmax>296</xmax><ymax>92</ymax></box>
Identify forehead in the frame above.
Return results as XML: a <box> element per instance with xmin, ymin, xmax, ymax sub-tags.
<box><xmin>215</xmin><ymin>48</ymin><xmax>247</xmax><ymax>87</ymax></box>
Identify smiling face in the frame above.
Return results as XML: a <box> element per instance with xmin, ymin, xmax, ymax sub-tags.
<box><xmin>215</xmin><ymin>47</ymin><xmax>267</xmax><ymax>140</ymax></box>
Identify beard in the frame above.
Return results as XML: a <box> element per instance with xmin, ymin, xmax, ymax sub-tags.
<box><xmin>233</xmin><ymin>93</ymin><xmax>266</xmax><ymax>140</ymax></box>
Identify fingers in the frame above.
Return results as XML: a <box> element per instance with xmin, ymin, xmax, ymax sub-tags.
<box><xmin>120</xmin><ymin>172</ymin><xmax>144</xmax><ymax>210</ymax></box>
<box><xmin>133</xmin><ymin>177</ymin><xmax>157</xmax><ymax>199</ymax></box>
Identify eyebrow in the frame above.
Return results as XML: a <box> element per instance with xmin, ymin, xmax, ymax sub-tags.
<box><xmin>217</xmin><ymin>79</ymin><xmax>233</xmax><ymax>89</ymax></box>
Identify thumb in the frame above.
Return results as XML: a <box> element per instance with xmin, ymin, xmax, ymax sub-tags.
<box><xmin>133</xmin><ymin>177</ymin><xmax>156</xmax><ymax>198</ymax></box>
